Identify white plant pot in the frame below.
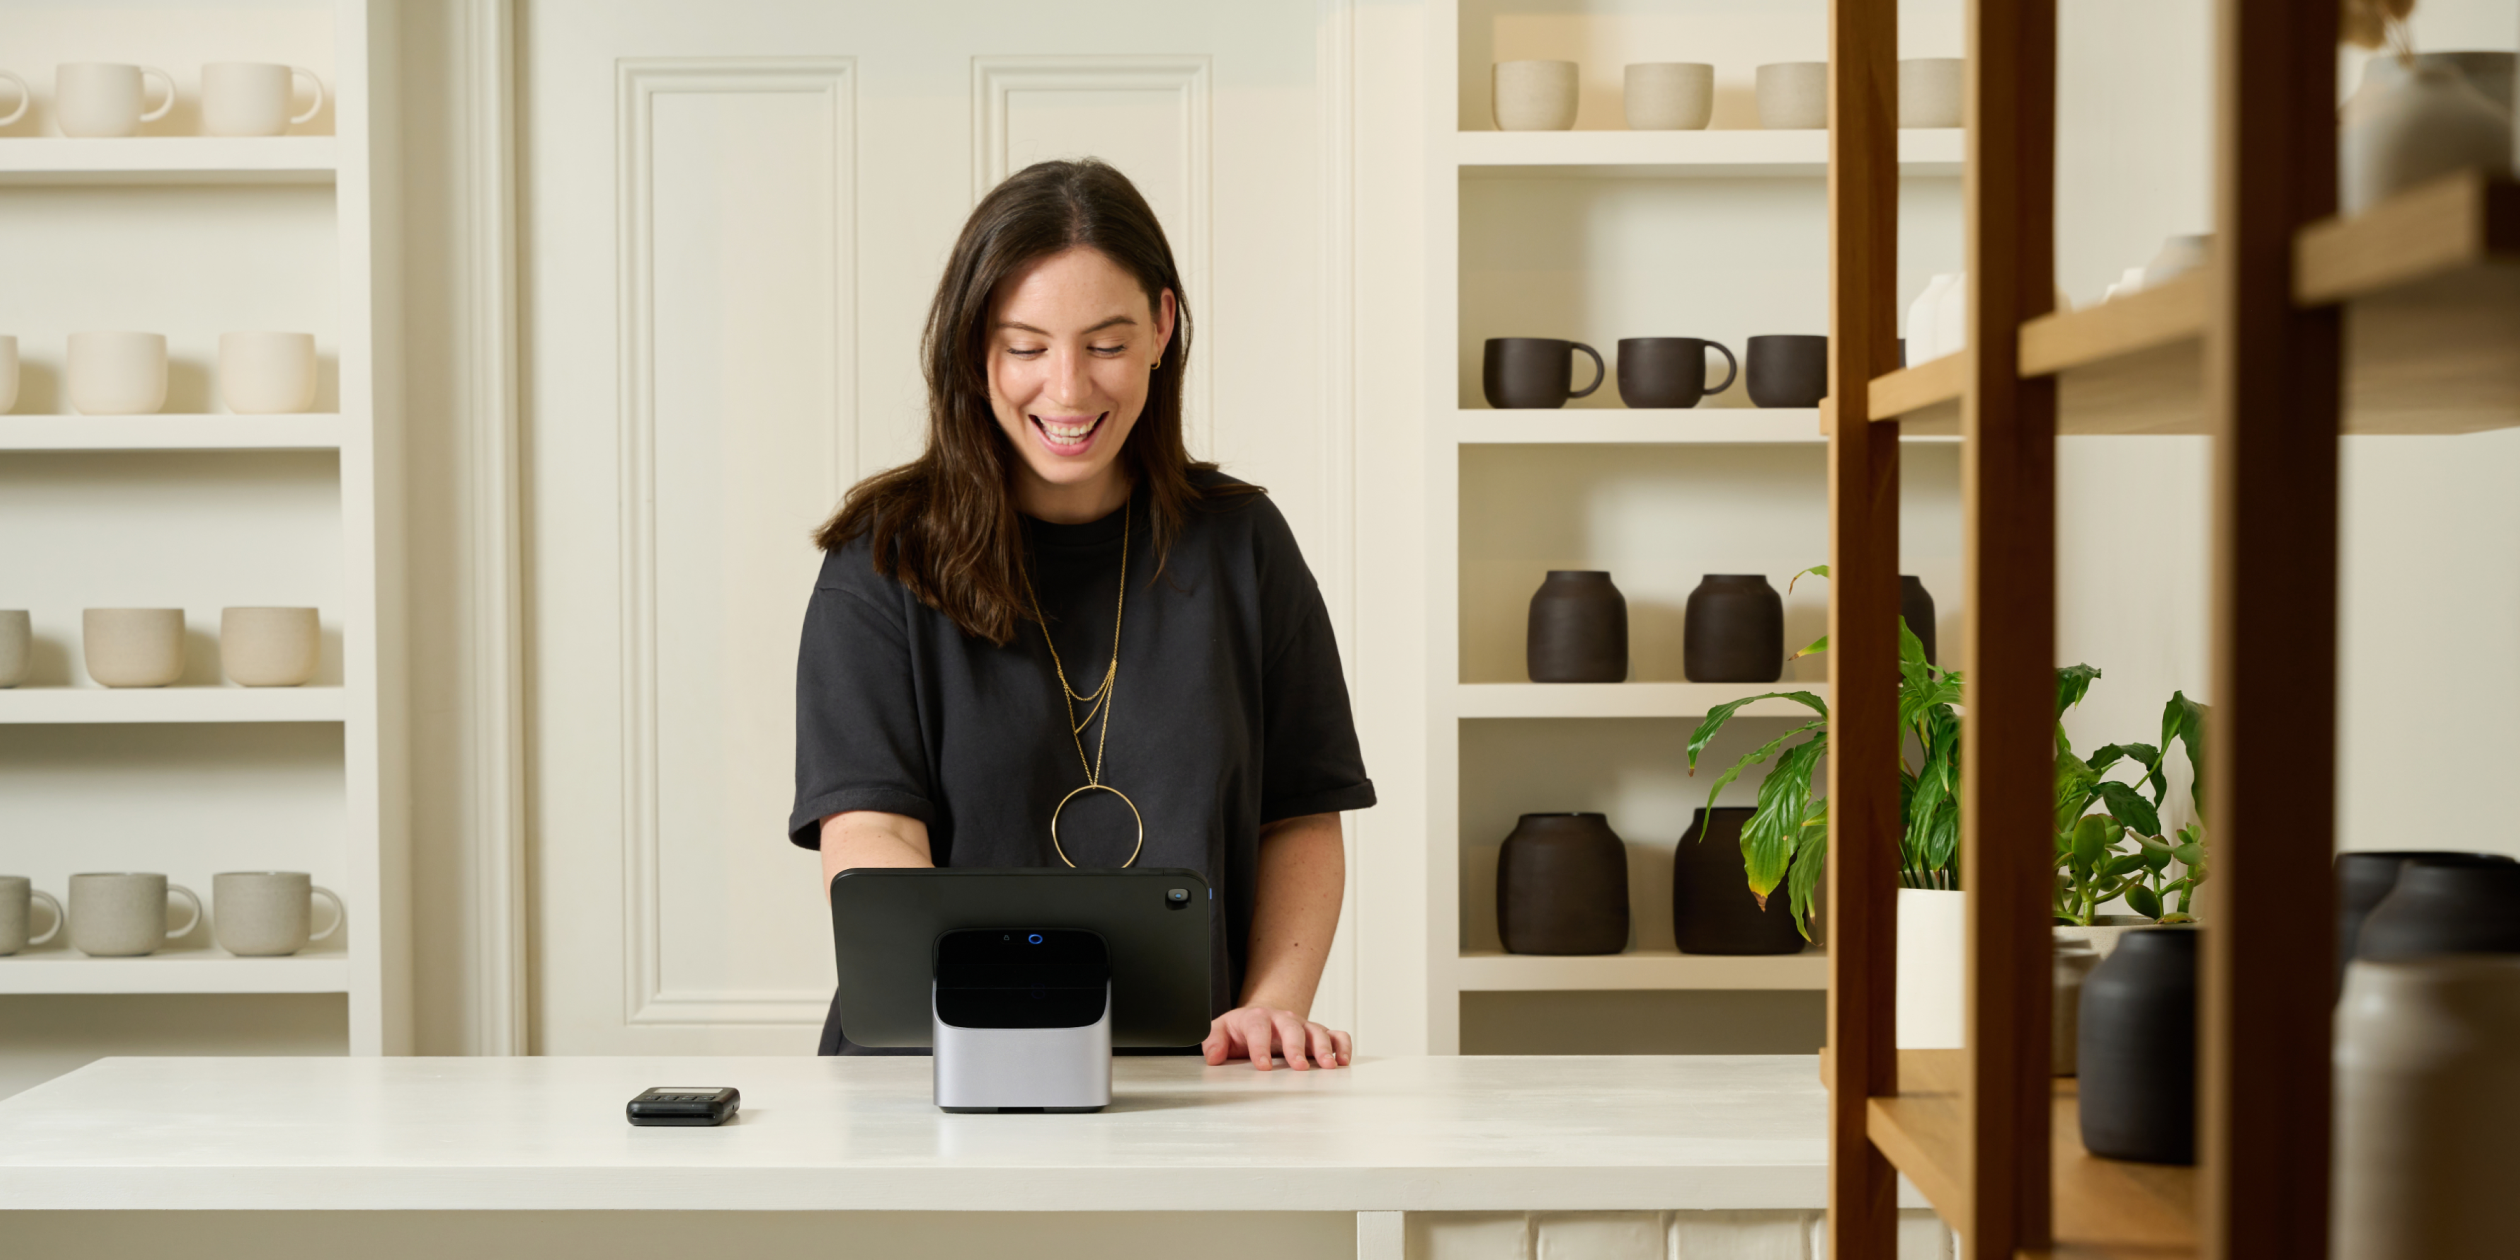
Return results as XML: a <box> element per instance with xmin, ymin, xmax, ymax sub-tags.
<box><xmin>1906</xmin><ymin>273</ymin><xmax>1957</xmax><ymax>363</ymax></box>
<box><xmin>2335</xmin><ymin>956</ymin><xmax>2520</xmax><ymax>1260</ymax></box>
<box><xmin>2052</xmin><ymin>913</ymin><xmax>2159</xmax><ymax>960</ymax></box>
<box><xmin>2341</xmin><ymin>62</ymin><xmax>2513</xmax><ymax>215</ymax></box>
<box><xmin>1492</xmin><ymin>61</ymin><xmax>1578</xmax><ymax>132</ymax></box>
<box><xmin>1896</xmin><ymin>887</ymin><xmax>1966</xmax><ymax>1049</ymax></box>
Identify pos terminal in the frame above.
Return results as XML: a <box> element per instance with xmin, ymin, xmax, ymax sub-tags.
<box><xmin>827</xmin><ymin>867</ymin><xmax>1214</xmax><ymax>1112</ymax></box>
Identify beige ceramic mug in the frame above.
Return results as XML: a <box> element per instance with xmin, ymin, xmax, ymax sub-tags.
<box><xmin>220</xmin><ymin>607</ymin><xmax>319</xmax><ymax>686</ymax></box>
<box><xmin>55</xmin><ymin>63</ymin><xmax>177</xmax><ymax>138</ymax></box>
<box><xmin>0</xmin><ymin>69</ymin><xmax>31</xmax><ymax>127</ymax></box>
<box><xmin>1493</xmin><ymin>60</ymin><xmax>1579</xmax><ymax>131</ymax></box>
<box><xmin>200</xmin><ymin>63</ymin><xmax>324</xmax><ymax>137</ymax></box>
<box><xmin>68</xmin><ymin>873</ymin><xmax>201</xmax><ymax>957</ymax></box>
<box><xmin>1755</xmin><ymin>62</ymin><xmax>1829</xmax><ymax>130</ymax></box>
<box><xmin>1</xmin><ymin>333</ymin><xmax>19</xmax><ymax>414</ymax></box>
<box><xmin>218</xmin><ymin>332</ymin><xmax>317</xmax><ymax>413</ymax></box>
<box><xmin>0</xmin><ymin>610</ymin><xmax>29</xmax><ymax>688</ymax></box>
<box><xmin>0</xmin><ymin>876</ymin><xmax>64</xmax><ymax>956</ymax></box>
<box><xmin>84</xmin><ymin>608</ymin><xmax>185</xmax><ymax>687</ymax></box>
<box><xmin>212</xmin><ymin>872</ymin><xmax>344</xmax><ymax>956</ymax></box>
<box><xmin>67</xmin><ymin>331</ymin><xmax>168</xmax><ymax>415</ymax></box>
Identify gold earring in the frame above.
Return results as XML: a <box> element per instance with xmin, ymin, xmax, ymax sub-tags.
<box><xmin>1151</xmin><ymin>357</ymin><xmax>1161</xmax><ymax>370</ymax></box>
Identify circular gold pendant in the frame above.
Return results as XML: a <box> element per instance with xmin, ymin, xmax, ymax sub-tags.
<box><xmin>1049</xmin><ymin>783</ymin><xmax>1144</xmax><ymax>869</ymax></box>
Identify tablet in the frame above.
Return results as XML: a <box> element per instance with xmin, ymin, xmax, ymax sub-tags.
<box><xmin>827</xmin><ymin>867</ymin><xmax>1214</xmax><ymax>1049</ymax></box>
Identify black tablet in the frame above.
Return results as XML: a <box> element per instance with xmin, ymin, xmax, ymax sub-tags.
<box><xmin>827</xmin><ymin>867</ymin><xmax>1214</xmax><ymax>1049</ymax></box>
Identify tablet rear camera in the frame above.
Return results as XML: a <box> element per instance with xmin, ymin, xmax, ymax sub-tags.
<box><xmin>1166</xmin><ymin>887</ymin><xmax>1190</xmax><ymax>907</ymax></box>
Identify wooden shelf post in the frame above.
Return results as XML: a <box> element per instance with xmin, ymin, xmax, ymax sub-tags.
<box><xmin>1958</xmin><ymin>0</ymin><xmax>2059</xmax><ymax>1255</ymax></box>
<box><xmin>2203</xmin><ymin>1</ymin><xmax>2343</xmax><ymax>1256</ymax></box>
<box><xmin>1824</xmin><ymin>0</ymin><xmax>1903</xmax><ymax>1256</ymax></box>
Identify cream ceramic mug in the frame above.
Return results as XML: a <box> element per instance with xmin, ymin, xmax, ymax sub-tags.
<box><xmin>218</xmin><ymin>332</ymin><xmax>317</xmax><ymax>413</ymax></box>
<box><xmin>0</xmin><ymin>876</ymin><xmax>64</xmax><ymax>956</ymax></box>
<box><xmin>55</xmin><ymin>63</ymin><xmax>177</xmax><ymax>138</ymax></box>
<box><xmin>201</xmin><ymin>63</ymin><xmax>324</xmax><ymax>137</ymax></box>
<box><xmin>0</xmin><ymin>333</ymin><xmax>18</xmax><ymax>414</ymax></box>
<box><xmin>0</xmin><ymin>69</ymin><xmax>31</xmax><ymax>127</ymax></box>
<box><xmin>68</xmin><ymin>331</ymin><xmax>168</xmax><ymax>415</ymax></box>
<box><xmin>69</xmin><ymin>873</ymin><xmax>201</xmax><ymax>957</ymax></box>
<box><xmin>84</xmin><ymin>608</ymin><xmax>185</xmax><ymax>687</ymax></box>
<box><xmin>213</xmin><ymin>872</ymin><xmax>343</xmax><ymax>957</ymax></box>
<box><xmin>220</xmin><ymin>607</ymin><xmax>319</xmax><ymax>686</ymax></box>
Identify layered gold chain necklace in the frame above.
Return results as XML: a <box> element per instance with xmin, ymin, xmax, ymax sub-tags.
<box><xmin>1021</xmin><ymin>504</ymin><xmax>1144</xmax><ymax>868</ymax></box>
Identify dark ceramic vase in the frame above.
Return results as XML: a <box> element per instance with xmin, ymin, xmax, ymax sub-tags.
<box><xmin>1483</xmin><ymin>338</ymin><xmax>1605</xmax><ymax>409</ymax></box>
<box><xmin>2078</xmin><ymin>927</ymin><xmax>2199</xmax><ymax>1165</ymax></box>
<box><xmin>1744</xmin><ymin>335</ymin><xmax>1828</xmax><ymax>408</ymax></box>
<box><xmin>2335</xmin><ymin>851</ymin><xmax>2516</xmax><ymax>989</ymax></box>
<box><xmin>1527</xmin><ymin>570</ymin><xmax>1627</xmax><ymax>683</ymax></box>
<box><xmin>1673</xmin><ymin>807</ymin><xmax>1805</xmax><ymax>955</ymax></box>
<box><xmin>1683</xmin><ymin>574</ymin><xmax>1783</xmax><ymax>683</ymax></box>
<box><xmin>1615</xmin><ymin>337</ymin><xmax>1738</xmax><ymax>409</ymax></box>
<box><xmin>1497</xmin><ymin>813</ymin><xmax>1630</xmax><ymax>956</ymax></box>
<box><xmin>1900</xmin><ymin>575</ymin><xmax>1937</xmax><ymax>665</ymax></box>
<box><xmin>2356</xmin><ymin>857</ymin><xmax>2520</xmax><ymax>962</ymax></box>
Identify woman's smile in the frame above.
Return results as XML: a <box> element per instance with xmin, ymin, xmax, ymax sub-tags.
<box><xmin>1030</xmin><ymin>410</ymin><xmax>1109</xmax><ymax>456</ymax></box>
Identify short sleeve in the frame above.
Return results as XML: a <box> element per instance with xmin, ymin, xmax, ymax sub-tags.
<box><xmin>787</xmin><ymin>547</ymin><xmax>938</xmax><ymax>848</ymax></box>
<box><xmin>1253</xmin><ymin>515</ymin><xmax>1377</xmax><ymax>824</ymax></box>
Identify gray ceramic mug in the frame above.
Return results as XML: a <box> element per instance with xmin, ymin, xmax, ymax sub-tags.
<box><xmin>212</xmin><ymin>872</ymin><xmax>345</xmax><ymax>957</ymax></box>
<box><xmin>68</xmin><ymin>872</ymin><xmax>201</xmax><ymax>957</ymax></box>
<box><xmin>0</xmin><ymin>876</ymin><xmax>65</xmax><ymax>956</ymax></box>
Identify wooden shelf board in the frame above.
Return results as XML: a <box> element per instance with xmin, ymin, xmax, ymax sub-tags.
<box><xmin>1454</xmin><ymin>947</ymin><xmax>1827</xmax><ymax>991</ymax></box>
<box><xmin>1454</xmin><ymin>128</ymin><xmax>1962</xmax><ymax>179</ymax></box>
<box><xmin>0</xmin><ymin>137</ymin><xmax>339</xmax><ymax>185</ymax></box>
<box><xmin>0</xmin><ymin>687</ymin><xmax>348</xmax><ymax>724</ymax></box>
<box><xmin>1864</xmin><ymin>1049</ymin><xmax>1969</xmax><ymax>1230</ymax></box>
<box><xmin>0</xmin><ymin>415</ymin><xmax>349</xmax><ymax>451</ymax></box>
<box><xmin>1454</xmin><ymin>408</ymin><xmax>1823</xmax><ymax>444</ymax></box>
<box><xmin>0</xmin><ymin>950</ymin><xmax>350</xmax><ymax>995</ymax></box>
<box><xmin>1867</xmin><ymin>353</ymin><xmax>1965</xmax><ymax>427</ymax></box>
<box><xmin>1453</xmin><ymin>681</ymin><xmax>1827</xmax><ymax>720</ymax></box>
<box><xmin>2036</xmin><ymin>1078</ymin><xmax>2198</xmax><ymax>1260</ymax></box>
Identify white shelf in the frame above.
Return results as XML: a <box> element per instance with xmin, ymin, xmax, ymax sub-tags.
<box><xmin>1455</xmin><ymin>128</ymin><xmax>1963</xmax><ymax>178</ymax></box>
<box><xmin>0</xmin><ymin>950</ymin><xmax>349</xmax><ymax>995</ymax></box>
<box><xmin>1456</xmin><ymin>408</ymin><xmax>1823</xmax><ymax>443</ymax></box>
<box><xmin>1455</xmin><ymin>681</ymin><xmax>1826</xmax><ymax>719</ymax></box>
<box><xmin>0</xmin><ymin>137</ymin><xmax>339</xmax><ymax>186</ymax></box>
<box><xmin>1456</xmin><ymin>948</ymin><xmax>1829</xmax><ymax>992</ymax></box>
<box><xmin>0</xmin><ymin>687</ymin><xmax>348</xmax><ymax>724</ymax></box>
<box><xmin>0</xmin><ymin>415</ymin><xmax>350</xmax><ymax>452</ymax></box>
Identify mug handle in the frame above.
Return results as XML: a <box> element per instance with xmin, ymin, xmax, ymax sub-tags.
<box><xmin>308</xmin><ymin>886</ymin><xmax>346</xmax><ymax>943</ymax></box>
<box><xmin>289</xmin><ymin>68</ymin><xmax>326</xmax><ymax>125</ymax></box>
<box><xmin>139</xmin><ymin>66</ymin><xmax>178</xmax><ymax>123</ymax></box>
<box><xmin>1704</xmin><ymin>341</ymin><xmax>1740</xmax><ymax>399</ymax></box>
<box><xmin>1567</xmin><ymin>342</ymin><xmax>1606</xmax><ymax>400</ymax></box>
<box><xmin>27</xmin><ymin>889</ymin><xmax>61</xmax><ymax>947</ymax></box>
<box><xmin>0</xmin><ymin>70</ymin><xmax>29</xmax><ymax>128</ymax></box>
<box><xmin>165</xmin><ymin>883</ymin><xmax>203</xmax><ymax>940</ymax></box>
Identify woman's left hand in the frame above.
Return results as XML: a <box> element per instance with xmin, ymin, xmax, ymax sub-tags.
<box><xmin>1203</xmin><ymin>1005</ymin><xmax>1351</xmax><ymax>1071</ymax></box>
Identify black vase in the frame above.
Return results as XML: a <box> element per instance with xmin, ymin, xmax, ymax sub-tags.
<box><xmin>1673</xmin><ymin>807</ymin><xmax>1805</xmax><ymax>955</ymax></box>
<box><xmin>2078</xmin><ymin>928</ymin><xmax>2199</xmax><ymax>1165</ymax></box>
<box><xmin>1900</xmin><ymin>575</ymin><xmax>1937</xmax><ymax>665</ymax></box>
<box><xmin>2356</xmin><ymin>857</ymin><xmax>2520</xmax><ymax>963</ymax></box>
<box><xmin>1497</xmin><ymin>813</ymin><xmax>1630</xmax><ymax>956</ymax></box>
<box><xmin>1744</xmin><ymin>335</ymin><xmax>1828</xmax><ymax>408</ymax></box>
<box><xmin>2335</xmin><ymin>851</ymin><xmax>2516</xmax><ymax>989</ymax></box>
<box><xmin>1683</xmin><ymin>574</ymin><xmax>1783</xmax><ymax>683</ymax></box>
<box><xmin>1527</xmin><ymin>570</ymin><xmax>1627</xmax><ymax>683</ymax></box>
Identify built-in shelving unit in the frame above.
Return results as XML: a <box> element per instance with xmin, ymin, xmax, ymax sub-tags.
<box><xmin>0</xmin><ymin>2</ymin><xmax>396</xmax><ymax>1044</ymax></box>
<box><xmin>1454</xmin><ymin>681</ymin><xmax>1824</xmax><ymax>720</ymax></box>
<box><xmin>1456</xmin><ymin>128</ymin><xmax>1963</xmax><ymax>178</ymax></box>
<box><xmin>1457</xmin><ymin>947</ymin><xmax>1827</xmax><ymax>992</ymax></box>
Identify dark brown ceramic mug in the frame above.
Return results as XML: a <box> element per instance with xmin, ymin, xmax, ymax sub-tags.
<box><xmin>1744</xmin><ymin>334</ymin><xmax>1828</xmax><ymax>408</ymax></box>
<box><xmin>1483</xmin><ymin>337</ymin><xmax>1605</xmax><ymax>409</ymax></box>
<box><xmin>1615</xmin><ymin>338</ymin><xmax>1738</xmax><ymax>408</ymax></box>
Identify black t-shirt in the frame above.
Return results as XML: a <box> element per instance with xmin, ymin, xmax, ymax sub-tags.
<box><xmin>788</xmin><ymin>474</ymin><xmax>1376</xmax><ymax>1051</ymax></box>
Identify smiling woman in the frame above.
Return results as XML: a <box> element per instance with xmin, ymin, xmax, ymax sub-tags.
<box><xmin>793</xmin><ymin>160</ymin><xmax>1377</xmax><ymax>1069</ymax></box>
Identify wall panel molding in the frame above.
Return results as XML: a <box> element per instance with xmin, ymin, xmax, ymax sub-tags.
<box><xmin>615</xmin><ymin>56</ymin><xmax>856</xmax><ymax>1027</ymax></box>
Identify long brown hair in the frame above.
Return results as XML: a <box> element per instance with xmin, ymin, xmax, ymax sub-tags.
<box><xmin>815</xmin><ymin>159</ymin><xmax>1253</xmax><ymax>645</ymax></box>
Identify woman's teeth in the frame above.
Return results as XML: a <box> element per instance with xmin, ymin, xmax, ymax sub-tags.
<box><xmin>1035</xmin><ymin>415</ymin><xmax>1102</xmax><ymax>445</ymax></box>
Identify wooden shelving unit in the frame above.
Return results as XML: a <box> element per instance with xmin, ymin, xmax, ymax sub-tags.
<box><xmin>1821</xmin><ymin>1</ymin><xmax>2401</xmax><ymax>1257</ymax></box>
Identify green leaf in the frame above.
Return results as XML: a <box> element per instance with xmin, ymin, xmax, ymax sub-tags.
<box><xmin>1686</xmin><ymin>692</ymin><xmax>1829</xmax><ymax>774</ymax></box>
<box><xmin>2094</xmin><ymin>780</ymin><xmax>2163</xmax><ymax>838</ymax></box>
<box><xmin>1793</xmin><ymin>633</ymin><xmax>1829</xmax><ymax>659</ymax></box>
<box><xmin>2172</xmin><ymin>842</ymin><xmax>2205</xmax><ymax>868</ymax></box>
<box><xmin>1696</xmin><ymin>719</ymin><xmax>1827</xmax><ymax>818</ymax></box>
<box><xmin>2071</xmin><ymin>814</ymin><xmax>2114</xmax><ymax>868</ymax></box>
<box><xmin>1742</xmin><ymin>736</ymin><xmax>1829</xmax><ymax>901</ymax></box>
<box><xmin>2056</xmin><ymin>664</ymin><xmax>2103</xmax><ymax>718</ymax></box>
<box><xmin>1785</xmin><ymin>810</ymin><xmax>1828</xmax><ymax>942</ymax></box>
<box><xmin>2087</xmin><ymin>742</ymin><xmax>2157</xmax><ymax>776</ymax></box>
<box><xmin>2163</xmin><ymin>692</ymin><xmax>2208</xmax><ymax>815</ymax></box>
<box><xmin>2124</xmin><ymin>884</ymin><xmax>2164</xmax><ymax>920</ymax></box>
<box><xmin>1788</xmin><ymin>564</ymin><xmax>1829</xmax><ymax>594</ymax></box>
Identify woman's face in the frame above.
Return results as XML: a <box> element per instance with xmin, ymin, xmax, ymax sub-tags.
<box><xmin>987</xmin><ymin>245</ymin><xmax>1177</xmax><ymax>521</ymax></box>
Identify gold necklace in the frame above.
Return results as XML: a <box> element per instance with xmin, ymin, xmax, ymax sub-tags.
<box><xmin>1021</xmin><ymin>503</ymin><xmax>1144</xmax><ymax>868</ymax></box>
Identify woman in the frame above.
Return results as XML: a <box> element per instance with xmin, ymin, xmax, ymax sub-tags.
<box><xmin>789</xmin><ymin>159</ymin><xmax>1374</xmax><ymax>1069</ymax></box>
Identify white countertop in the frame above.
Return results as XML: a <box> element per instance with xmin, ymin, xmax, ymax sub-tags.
<box><xmin>0</xmin><ymin>1054</ymin><xmax>1849</xmax><ymax>1213</ymax></box>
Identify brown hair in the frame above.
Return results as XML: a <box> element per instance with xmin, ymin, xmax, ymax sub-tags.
<box><xmin>815</xmin><ymin>158</ymin><xmax>1254</xmax><ymax>645</ymax></box>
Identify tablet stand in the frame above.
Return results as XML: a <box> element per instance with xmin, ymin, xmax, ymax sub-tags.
<box><xmin>930</xmin><ymin>928</ymin><xmax>1113</xmax><ymax>1113</ymax></box>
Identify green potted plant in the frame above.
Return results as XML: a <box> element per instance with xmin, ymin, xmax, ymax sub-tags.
<box><xmin>2052</xmin><ymin>669</ymin><xmax>2210</xmax><ymax>957</ymax></box>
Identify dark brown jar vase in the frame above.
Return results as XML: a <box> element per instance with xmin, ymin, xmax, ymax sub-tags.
<box><xmin>1901</xmin><ymin>575</ymin><xmax>1937</xmax><ymax>665</ymax></box>
<box><xmin>1683</xmin><ymin>574</ymin><xmax>1783</xmax><ymax>683</ymax></box>
<box><xmin>1497</xmin><ymin>812</ymin><xmax>1630</xmax><ymax>955</ymax></box>
<box><xmin>1673</xmin><ymin>807</ymin><xmax>1806</xmax><ymax>955</ymax></box>
<box><xmin>1527</xmin><ymin>570</ymin><xmax>1627</xmax><ymax>683</ymax></box>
